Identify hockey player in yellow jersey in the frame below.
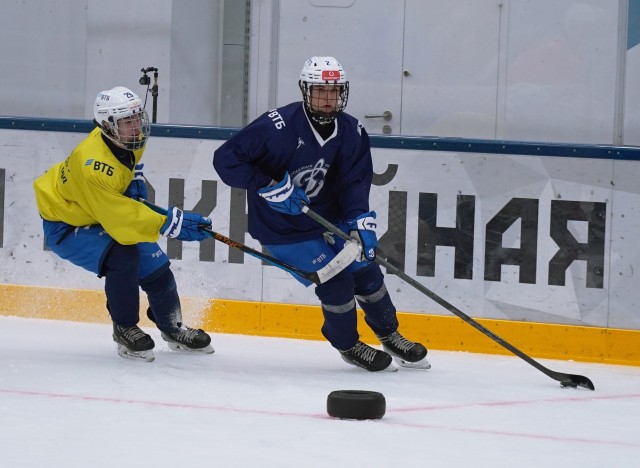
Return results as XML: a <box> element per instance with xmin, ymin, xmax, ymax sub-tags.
<box><xmin>34</xmin><ymin>86</ymin><xmax>214</xmax><ymax>362</ymax></box>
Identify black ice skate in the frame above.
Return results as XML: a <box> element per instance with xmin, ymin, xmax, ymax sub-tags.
<box><xmin>161</xmin><ymin>327</ymin><xmax>214</xmax><ymax>354</ymax></box>
<box><xmin>339</xmin><ymin>341</ymin><xmax>396</xmax><ymax>372</ymax></box>
<box><xmin>377</xmin><ymin>331</ymin><xmax>431</xmax><ymax>369</ymax></box>
<box><xmin>145</xmin><ymin>307</ymin><xmax>214</xmax><ymax>354</ymax></box>
<box><xmin>112</xmin><ymin>323</ymin><xmax>155</xmax><ymax>362</ymax></box>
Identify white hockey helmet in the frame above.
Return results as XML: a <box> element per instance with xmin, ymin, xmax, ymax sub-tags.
<box><xmin>93</xmin><ymin>86</ymin><xmax>150</xmax><ymax>150</ymax></box>
<box><xmin>298</xmin><ymin>56</ymin><xmax>349</xmax><ymax>125</ymax></box>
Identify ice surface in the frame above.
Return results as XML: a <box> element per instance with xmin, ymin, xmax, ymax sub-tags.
<box><xmin>1</xmin><ymin>316</ymin><xmax>639</xmax><ymax>467</ymax></box>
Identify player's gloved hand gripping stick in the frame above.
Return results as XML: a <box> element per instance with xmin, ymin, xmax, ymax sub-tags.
<box><xmin>123</xmin><ymin>164</ymin><xmax>148</xmax><ymax>201</ymax></box>
<box><xmin>300</xmin><ymin>203</ymin><xmax>594</xmax><ymax>390</ymax></box>
<box><xmin>142</xmin><ymin>199</ymin><xmax>360</xmax><ymax>285</ymax></box>
<box><xmin>160</xmin><ymin>206</ymin><xmax>211</xmax><ymax>242</ymax></box>
<box><xmin>257</xmin><ymin>171</ymin><xmax>310</xmax><ymax>216</ymax></box>
<box><xmin>346</xmin><ymin>211</ymin><xmax>378</xmax><ymax>262</ymax></box>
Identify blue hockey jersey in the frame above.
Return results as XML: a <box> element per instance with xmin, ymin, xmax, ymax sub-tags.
<box><xmin>213</xmin><ymin>102</ymin><xmax>373</xmax><ymax>245</ymax></box>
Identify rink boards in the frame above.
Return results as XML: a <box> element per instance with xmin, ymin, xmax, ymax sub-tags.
<box><xmin>0</xmin><ymin>121</ymin><xmax>639</xmax><ymax>365</ymax></box>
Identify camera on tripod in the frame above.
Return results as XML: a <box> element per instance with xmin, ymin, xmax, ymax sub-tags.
<box><xmin>139</xmin><ymin>67</ymin><xmax>158</xmax><ymax>86</ymax></box>
<box><xmin>138</xmin><ymin>66</ymin><xmax>159</xmax><ymax>123</ymax></box>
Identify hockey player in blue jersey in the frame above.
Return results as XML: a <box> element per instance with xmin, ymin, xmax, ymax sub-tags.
<box><xmin>213</xmin><ymin>56</ymin><xmax>429</xmax><ymax>371</ymax></box>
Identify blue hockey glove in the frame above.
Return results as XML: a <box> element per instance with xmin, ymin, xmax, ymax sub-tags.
<box><xmin>160</xmin><ymin>207</ymin><xmax>212</xmax><ymax>242</ymax></box>
<box><xmin>346</xmin><ymin>211</ymin><xmax>378</xmax><ymax>261</ymax></box>
<box><xmin>257</xmin><ymin>171</ymin><xmax>310</xmax><ymax>215</ymax></box>
<box><xmin>123</xmin><ymin>164</ymin><xmax>148</xmax><ymax>201</ymax></box>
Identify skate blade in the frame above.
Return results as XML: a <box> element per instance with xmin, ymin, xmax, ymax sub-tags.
<box><xmin>116</xmin><ymin>345</ymin><xmax>155</xmax><ymax>362</ymax></box>
<box><xmin>166</xmin><ymin>342</ymin><xmax>215</xmax><ymax>354</ymax></box>
<box><xmin>383</xmin><ymin>362</ymin><xmax>399</xmax><ymax>372</ymax></box>
<box><xmin>341</xmin><ymin>356</ymin><xmax>399</xmax><ymax>372</ymax></box>
<box><xmin>392</xmin><ymin>355</ymin><xmax>431</xmax><ymax>369</ymax></box>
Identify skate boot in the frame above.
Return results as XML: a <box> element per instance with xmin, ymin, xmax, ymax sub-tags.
<box><xmin>377</xmin><ymin>331</ymin><xmax>430</xmax><ymax>369</ymax></box>
<box><xmin>146</xmin><ymin>307</ymin><xmax>214</xmax><ymax>354</ymax></box>
<box><xmin>161</xmin><ymin>327</ymin><xmax>215</xmax><ymax>354</ymax></box>
<box><xmin>112</xmin><ymin>323</ymin><xmax>155</xmax><ymax>362</ymax></box>
<box><xmin>339</xmin><ymin>341</ymin><xmax>397</xmax><ymax>372</ymax></box>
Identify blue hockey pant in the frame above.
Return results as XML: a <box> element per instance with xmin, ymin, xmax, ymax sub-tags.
<box><xmin>42</xmin><ymin>220</ymin><xmax>183</xmax><ymax>332</ymax></box>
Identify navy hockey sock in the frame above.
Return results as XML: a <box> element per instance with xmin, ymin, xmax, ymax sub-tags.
<box><xmin>140</xmin><ymin>267</ymin><xmax>182</xmax><ymax>333</ymax></box>
<box><xmin>354</xmin><ymin>263</ymin><xmax>399</xmax><ymax>336</ymax></box>
<box><xmin>315</xmin><ymin>269</ymin><xmax>359</xmax><ymax>350</ymax></box>
<box><xmin>103</xmin><ymin>243</ymin><xmax>140</xmax><ymax>327</ymax></box>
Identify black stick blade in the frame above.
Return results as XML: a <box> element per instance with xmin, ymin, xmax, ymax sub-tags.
<box><xmin>559</xmin><ymin>374</ymin><xmax>595</xmax><ymax>390</ymax></box>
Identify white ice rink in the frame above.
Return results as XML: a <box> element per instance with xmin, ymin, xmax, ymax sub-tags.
<box><xmin>1</xmin><ymin>316</ymin><xmax>639</xmax><ymax>468</ymax></box>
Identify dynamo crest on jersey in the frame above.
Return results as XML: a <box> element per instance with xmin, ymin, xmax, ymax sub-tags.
<box><xmin>292</xmin><ymin>158</ymin><xmax>329</xmax><ymax>198</ymax></box>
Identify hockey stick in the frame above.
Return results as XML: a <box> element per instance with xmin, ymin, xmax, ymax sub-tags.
<box><xmin>140</xmin><ymin>199</ymin><xmax>358</xmax><ymax>285</ymax></box>
<box><xmin>198</xmin><ymin>226</ymin><xmax>360</xmax><ymax>285</ymax></box>
<box><xmin>199</xmin><ymin>227</ymin><xmax>322</xmax><ymax>283</ymax></box>
<box><xmin>301</xmin><ymin>205</ymin><xmax>595</xmax><ymax>390</ymax></box>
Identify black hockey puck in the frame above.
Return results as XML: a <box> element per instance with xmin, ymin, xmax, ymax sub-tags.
<box><xmin>327</xmin><ymin>390</ymin><xmax>386</xmax><ymax>420</ymax></box>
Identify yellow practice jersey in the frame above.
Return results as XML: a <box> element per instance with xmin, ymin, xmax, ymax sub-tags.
<box><xmin>33</xmin><ymin>127</ymin><xmax>166</xmax><ymax>245</ymax></box>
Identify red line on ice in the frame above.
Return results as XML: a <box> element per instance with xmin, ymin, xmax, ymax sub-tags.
<box><xmin>2</xmin><ymin>388</ymin><xmax>639</xmax><ymax>448</ymax></box>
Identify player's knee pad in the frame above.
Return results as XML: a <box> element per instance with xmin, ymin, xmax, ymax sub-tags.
<box><xmin>353</xmin><ymin>263</ymin><xmax>385</xmax><ymax>297</ymax></box>
<box><xmin>314</xmin><ymin>268</ymin><xmax>355</xmax><ymax>306</ymax></box>
<box><xmin>140</xmin><ymin>265</ymin><xmax>177</xmax><ymax>296</ymax></box>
